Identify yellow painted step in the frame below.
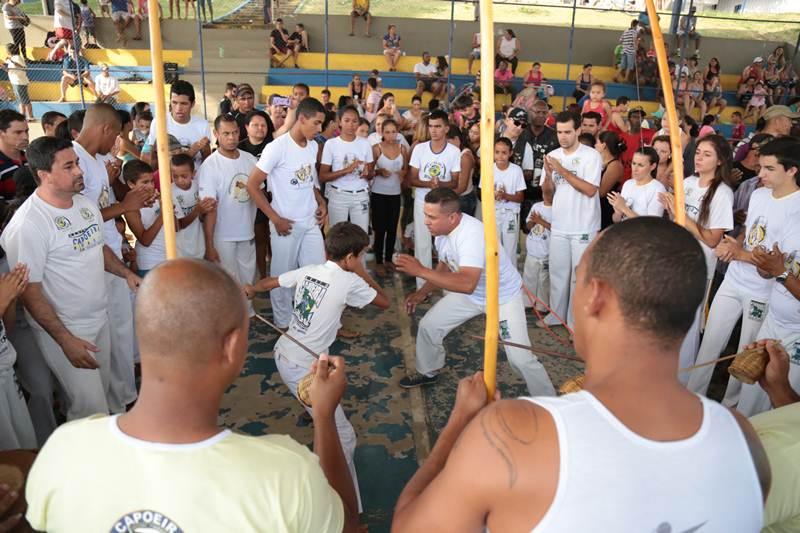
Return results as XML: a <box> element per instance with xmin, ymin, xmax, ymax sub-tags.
<box><xmin>20</xmin><ymin>81</ymin><xmax>169</xmax><ymax>103</ymax></box>
<box><xmin>31</xmin><ymin>48</ymin><xmax>193</xmax><ymax>67</ymax></box>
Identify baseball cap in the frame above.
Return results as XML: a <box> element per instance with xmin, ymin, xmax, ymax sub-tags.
<box><xmin>753</xmin><ymin>56</ymin><xmax>764</xmax><ymax>63</ymax></box>
<box><xmin>508</xmin><ymin>107</ymin><xmax>528</xmax><ymax>124</ymax></box>
<box><xmin>236</xmin><ymin>84</ymin><xmax>255</xmax><ymax>97</ymax></box>
<box><xmin>167</xmin><ymin>134</ymin><xmax>184</xmax><ymax>153</ymax></box>
<box><xmin>762</xmin><ymin>105</ymin><xmax>800</xmax><ymax>122</ymax></box>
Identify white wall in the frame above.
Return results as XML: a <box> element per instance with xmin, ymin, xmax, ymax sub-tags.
<box><xmin>715</xmin><ymin>0</ymin><xmax>798</xmax><ymax>14</ymax></box>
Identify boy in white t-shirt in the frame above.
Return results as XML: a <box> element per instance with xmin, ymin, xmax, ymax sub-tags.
<box><xmin>0</xmin><ymin>263</ymin><xmax>37</xmax><ymax>450</ymax></box>
<box><xmin>408</xmin><ymin>109</ymin><xmax>461</xmax><ymax>289</ymax></box>
<box><xmin>246</xmin><ymin>98</ymin><xmax>329</xmax><ymax>329</ymax></box>
<box><xmin>244</xmin><ymin>222</ymin><xmax>390</xmax><ymax>512</ymax></box>
<box><xmin>320</xmin><ymin>105</ymin><xmax>375</xmax><ymax>233</ymax></box>
<box><xmin>523</xmin><ymin>185</ymin><xmax>553</xmax><ymax>313</ymax></box>
<box><xmin>481</xmin><ymin>137</ymin><xmax>526</xmax><ymax>263</ymax></box>
<box><xmin>199</xmin><ymin>115</ymin><xmax>258</xmax><ymax>317</ymax></box>
<box><xmin>124</xmin><ymin>162</ymin><xmax>168</xmax><ymax>277</ymax></box>
<box><xmin>541</xmin><ymin>111</ymin><xmax>603</xmax><ymax>328</ymax></box>
<box><xmin>171</xmin><ymin>154</ymin><xmax>215</xmax><ymax>259</ymax></box>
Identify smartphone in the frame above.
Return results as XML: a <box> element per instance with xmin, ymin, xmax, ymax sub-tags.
<box><xmin>273</xmin><ymin>95</ymin><xmax>291</xmax><ymax>107</ymax></box>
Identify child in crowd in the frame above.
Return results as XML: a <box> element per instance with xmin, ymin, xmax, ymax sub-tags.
<box><xmin>133</xmin><ymin>111</ymin><xmax>153</xmax><ymax>149</ymax></box>
<box><xmin>523</xmin><ymin>185</ymin><xmax>552</xmax><ymax>313</ymax></box>
<box><xmin>171</xmin><ymin>154</ymin><xmax>215</xmax><ymax>259</ymax></box>
<box><xmin>608</xmin><ymin>147</ymin><xmax>666</xmax><ymax>222</ymax></box>
<box><xmin>4</xmin><ymin>44</ymin><xmax>32</xmax><ymax>121</ymax></box>
<box><xmin>123</xmin><ymin>160</ymin><xmax>167</xmax><ymax>277</ymax></box>
<box><xmin>730</xmin><ymin>111</ymin><xmax>745</xmax><ymax>143</ymax></box>
<box><xmin>219</xmin><ymin>82</ymin><xmax>236</xmax><ymax>116</ymax></box>
<box><xmin>578</xmin><ymin>133</ymin><xmax>596</xmax><ymax>148</ymax></box>
<box><xmin>745</xmin><ymin>81</ymin><xmax>768</xmax><ymax>122</ymax></box>
<box><xmin>79</xmin><ymin>0</ymin><xmax>98</xmax><ymax>47</ymax></box>
<box><xmin>356</xmin><ymin>117</ymin><xmax>370</xmax><ymax>139</ymax></box>
<box><xmin>244</xmin><ymin>222</ymin><xmax>390</xmax><ymax>513</ymax></box>
<box><xmin>481</xmin><ymin>137</ymin><xmax>525</xmax><ymax>262</ymax></box>
<box><xmin>0</xmin><ymin>263</ymin><xmax>36</xmax><ymax>450</ymax></box>
<box><xmin>582</xmin><ymin>80</ymin><xmax>611</xmax><ymax>129</ymax></box>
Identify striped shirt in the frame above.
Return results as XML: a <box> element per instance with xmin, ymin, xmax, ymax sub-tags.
<box><xmin>619</xmin><ymin>28</ymin><xmax>638</xmax><ymax>54</ymax></box>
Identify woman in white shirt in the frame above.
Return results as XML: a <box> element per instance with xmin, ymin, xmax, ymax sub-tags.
<box><xmin>364</xmin><ymin>77</ymin><xmax>382</xmax><ymax>123</ymax></box>
<box><xmin>371</xmin><ymin>118</ymin><xmax>407</xmax><ymax>275</ymax></box>
<box><xmin>495</xmin><ymin>28</ymin><xmax>520</xmax><ymax>74</ymax></box>
<box><xmin>446</xmin><ymin>126</ymin><xmax>476</xmax><ymax>216</ymax></box>
<box><xmin>608</xmin><ymin>147</ymin><xmax>666</xmax><ymax>222</ymax></box>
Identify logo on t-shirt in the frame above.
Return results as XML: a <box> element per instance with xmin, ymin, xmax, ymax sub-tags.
<box><xmin>80</xmin><ymin>207</ymin><xmax>95</xmax><ymax>221</ymax></box>
<box><xmin>531</xmin><ymin>223</ymin><xmax>546</xmax><ymax>237</ymax></box>
<box><xmin>291</xmin><ymin>164</ymin><xmax>314</xmax><ymax>187</ymax></box>
<box><xmin>422</xmin><ymin>161</ymin><xmax>445</xmax><ymax>182</ymax></box>
<box><xmin>110</xmin><ymin>510</ymin><xmax>184</xmax><ymax>533</ymax></box>
<box><xmin>98</xmin><ymin>185</ymin><xmax>111</xmax><ymax>209</ymax></box>
<box><xmin>745</xmin><ymin>216</ymin><xmax>767</xmax><ymax>250</ymax></box>
<box><xmin>292</xmin><ymin>276</ymin><xmax>329</xmax><ymax>330</ymax></box>
<box><xmin>69</xmin><ymin>223</ymin><xmax>101</xmax><ymax>252</ymax></box>
<box><xmin>54</xmin><ymin>216</ymin><xmax>72</xmax><ymax>230</ymax></box>
<box><xmin>785</xmin><ymin>250</ymin><xmax>799</xmax><ymax>277</ymax></box>
<box><xmin>228</xmin><ymin>173</ymin><xmax>251</xmax><ymax>203</ymax></box>
<box><xmin>790</xmin><ymin>341</ymin><xmax>800</xmax><ymax>365</ymax></box>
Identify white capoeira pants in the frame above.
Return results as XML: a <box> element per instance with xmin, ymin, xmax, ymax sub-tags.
<box><xmin>522</xmin><ymin>255</ymin><xmax>549</xmax><ymax>311</ymax></box>
<box><xmin>0</xmin><ymin>367</ymin><xmax>37</xmax><ymax>450</ymax></box>
<box><xmin>495</xmin><ymin>209</ymin><xmax>520</xmax><ymax>264</ymax></box>
<box><xmin>545</xmin><ymin>231</ymin><xmax>594</xmax><ymax>328</ymax></box>
<box><xmin>215</xmin><ymin>238</ymin><xmax>257</xmax><ymax>317</ymax></box>
<box><xmin>416</xmin><ymin>291</ymin><xmax>556</xmax><ymax>396</ymax></box>
<box><xmin>686</xmin><ymin>278</ymin><xmax>768</xmax><ymax>399</ymax></box>
<box><xmin>413</xmin><ymin>200</ymin><xmax>432</xmax><ymax>290</ymax></box>
<box><xmin>677</xmin><ymin>277</ymin><xmax>713</xmax><ymax>385</ymax></box>
<box><xmin>7</xmin><ymin>311</ymin><xmax>57</xmax><ymax>445</ymax></box>
<box><xmin>30</xmin><ymin>320</ymin><xmax>111</xmax><ymax>420</ymax></box>
<box><xmin>275</xmin><ymin>350</ymin><xmax>363</xmax><ymax>512</ymax></box>
<box><xmin>735</xmin><ymin>316</ymin><xmax>800</xmax><ymax>417</ymax></box>
<box><xmin>105</xmin><ymin>272</ymin><xmax>137</xmax><ymax>413</ymax></box>
<box><xmin>327</xmin><ymin>186</ymin><xmax>370</xmax><ymax>232</ymax></box>
<box><xmin>269</xmin><ymin>216</ymin><xmax>326</xmax><ymax>328</ymax></box>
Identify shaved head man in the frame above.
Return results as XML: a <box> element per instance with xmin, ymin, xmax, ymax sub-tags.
<box><xmin>25</xmin><ymin>259</ymin><xmax>359</xmax><ymax>532</ymax></box>
<box><xmin>393</xmin><ymin>218</ymin><xmax>769</xmax><ymax>532</ymax></box>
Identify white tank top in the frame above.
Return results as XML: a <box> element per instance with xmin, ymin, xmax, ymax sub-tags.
<box><xmin>372</xmin><ymin>146</ymin><xmax>403</xmax><ymax>196</ymax></box>
<box><xmin>525</xmin><ymin>391</ymin><xmax>763</xmax><ymax>533</ymax></box>
<box><xmin>499</xmin><ymin>36</ymin><xmax>517</xmax><ymax>58</ymax></box>
<box><xmin>135</xmin><ymin>201</ymin><xmax>167</xmax><ymax>271</ymax></box>
<box><xmin>460</xmin><ymin>148</ymin><xmax>474</xmax><ymax>197</ymax></box>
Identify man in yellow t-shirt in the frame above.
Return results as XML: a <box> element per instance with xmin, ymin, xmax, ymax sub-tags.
<box><xmin>349</xmin><ymin>0</ymin><xmax>371</xmax><ymax>37</ymax></box>
<box><xmin>25</xmin><ymin>259</ymin><xmax>359</xmax><ymax>533</ymax></box>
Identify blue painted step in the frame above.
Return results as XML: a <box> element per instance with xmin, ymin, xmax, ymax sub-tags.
<box><xmin>0</xmin><ymin>64</ymin><xmax>170</xmax><ymax>83</ymax></box>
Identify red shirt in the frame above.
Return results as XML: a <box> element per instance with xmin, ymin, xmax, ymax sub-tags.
<box><xmin>611</xmin><ymin>127</ymin><xmax>655</xmax><ymax>183</ymax></box>
<box><xmin>0</xmin><ymin>149</ymin><xmax>26</xmax><ymax>200</ymax></box>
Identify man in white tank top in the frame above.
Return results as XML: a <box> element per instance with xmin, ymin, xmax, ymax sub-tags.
<box><xmin>392</xmin><ymin>217</ymin><xmax>769</xmax><ymax>533</ymax></box>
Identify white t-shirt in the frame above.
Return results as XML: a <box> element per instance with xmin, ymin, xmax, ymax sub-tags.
<box><xmin>525</xmin><ymin>202</ymin><xmax>552</xmax><ymax>260</ymax></box>
<box><xmin>549</xmin><ymin>143</ymin><xmax>603</xmax><ymax>235</ymax></box>
<box><xmin>727</xmin><ymin>188</ymin><xmax>800</xmax><ymax>300</ymax></box>
<box><xmin>275</xmin><ymin>261</ymin><xmax>376</xmax><ymax>365</ymax></box>
<box><xmin>413</xmin><ymin>62</ymin><xmax>438</xmax><ymax>76</ymax></box>
<box><xmin>53</xmin><ymin>0</ymin><xmax>73</xmax><ymax>29</ymax></box>
<box><xmin>257</xmin><ymin>132</ymin><xmax>320</xmax><ymax>221</ymax></box>
<box><xmin>410</xmin><ymin>141</ymin><xmax>461</xmax><ymax>204</ymax></box>
<box><xmin>172</xmin><ymin>180</ymin><xmax>205</xmax><ymax>259</ymax></box>
<box><xmin>372</xmin><ymin>147</ymin><xmax>404</xmax><ymax>196</ymax></box>
<box><xmin>0</xmin><ymin>193</ymin><xmax>106</xmax><ymax>329</ymax></box>
<box><xmin>145</xmin><ymin>114</ymin><xmax>211</xmax><ymax>168</ymax></box>
<box><xmin>94</xmin><ymin>74</ymin><xmax>119</xmax><ymax>97</ymax></box>
<box><xmin>683</xmin><ymin>175</ymin><xmax>734</xmax><ymax>279</ymax></box>
<box><xmin>435</xmin><ymin>214</ymin><xmax>522</xmax><ymax>306</ymax></box>
<box><xmin>481</xmin><ymin>163</ymin><xmax>526</xmax><ymax>213</ymax></box>
<box><xmin>134</xmin><ymin>201</ymin><xmax>167</xmax><ymax>271</ymax></box>
<box><xmin>321</xmin><ymin>136</ymin><xmax>374</xmax><ymax>192</ymax></box>
<box><xmin>619</xmin><ymin>178</ymin><xmax>666</xmax><ymax>218</ymax></box>
<box><xmin>198</xmin><ymin>150</ymin><xmax>258</xmax><ymax>242</ymax></box>
<box><xmin>0</xmin><ymin>319</ymin><xmax>17</xmax><ymax>371</ymax></box>
<box><xmin>25</xmin><ymin>415</ymin><xmax>344</xmax><ymax>533</ymax></box>
<box><xmin>368</xmin><ymin>131</ymin><xmax>409</xmax><ymax>149</ymax></box>
<box><xmin>74</xmin><ymin>142</ymin><xmax>123</xmax><ymax>259</ymax></box>
<box><xmin>768</xmin><ymin>227</ymin><xmax>800</xmax><ymax>331</ymax></box>
<box><xmin>6</xmin><ymin>55</ymin><xmax>27</xmax><ymax>85</ymax></box>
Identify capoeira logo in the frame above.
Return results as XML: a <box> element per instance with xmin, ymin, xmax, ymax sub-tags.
<box><xmin>747</xmin><ymin>300</ymin><xmax>766</xmax><ymax>321</ymax></box>
<box><xmin>291</xmin><ymin>164</ymin><xmax>314</xmax><ymax>187</ymax></box>
<box><xmin>54</xmin><ymin>216</ymin><xmax>71</xmax><ymax>230</ymax></box>
<box><xmin>785</xmin><ymin>250</ymin><xmax>799</xmax><ymax>277</ymax></box>
<box><xmin>293</xmin><ymin>276</ymin><xmax>329</xmax><ymax>330</ymax></box>
<box><xmin>69</xmin><ymin>223</ymin><xmax>102</xmax><ymax>252</ymax></box>
<box><xmin>745</xmin><ymin>216</ymin><xmax>767</xmax><ymax>250</ymax></box>
<box><xmin>531</xmin><ymin>223</ymin><xmax>545</xmax><ymax>237</ymax></box>
<box><xmin>110</xmin><ymin>509</ymin><xmax>184</xmax><ymax>533</ymax></box>
<box><xmin>499</xmin><ymin>320</ymin><xmax>511</xmax><ymax>340</ymax></box>
<box><xmin>80</xmin><ymin>207</ymin><xmax>95</xmax><ymax>221</ymax></box>
<box><xmin>422</xmin><ymin>161</ymin><xmax>445</xmax><ymax>182</ymax></box>
<box><xmin>790</xmin><ymin>342</ymin><xmax>800</xmax><ymax>366</ymax></box>
<box><xmin>98</xmin><ymin>185</ymin><xmax>111</xmax><ymax>209</ymax></box>
<box><xmin>228</xmin><ymin>173</ymin><xmax>251</xmax><ymax>203</ymax></box>
<box><xmin>684</xmin><ymin>187</ymin><xmax>700</xmax><ymax>217</ymax></box>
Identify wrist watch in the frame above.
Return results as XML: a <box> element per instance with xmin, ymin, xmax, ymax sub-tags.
<box><xmin>776</xmin><ymin>270</ymin><xmax>790</xmax><ymax>284</ymax></box>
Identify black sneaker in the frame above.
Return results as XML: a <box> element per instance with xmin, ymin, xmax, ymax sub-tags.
<box><xmin>399</xmin><ymin>373</ymin><xmax>438</xmax><ymax>388</ymax></box>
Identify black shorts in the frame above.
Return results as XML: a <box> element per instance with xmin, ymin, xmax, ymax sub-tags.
<box><xmin>418</xmin><ymin>79</ymin><xmax>435</xmax><ymax>92</ymax></box>
<box><xmin>351</xmin><ymin>10</ymin><xmax>369</xmax><ymax>18</ymax></box>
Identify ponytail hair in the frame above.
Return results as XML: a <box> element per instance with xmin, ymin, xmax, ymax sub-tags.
<box><xmin>599</xmin><ymin>131</ymin><xmax>627</xmax><ymax>158</ymax></box>
<box><xmin>696</xmin><ymin>134</ymin><xmax>733</xmax><ymax>228</ymax></box>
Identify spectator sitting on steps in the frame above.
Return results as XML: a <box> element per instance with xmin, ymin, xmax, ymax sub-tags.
<box><xmin>414</xmin><ymin>52</ymin><xmax>440</xmax><ymax>99</ymax></box>
<box><xmin>350</xmin><ymin>0</ymin><xmax>371</xmax><ymax>37</ymax></box>
<box><xmin>270</xmin><ymin>18</ymin><xmax>300</xmax><ymax>68</ymax></box>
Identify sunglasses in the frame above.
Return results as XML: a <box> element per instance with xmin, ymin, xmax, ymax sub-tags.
<box><xmin>512</xmin><ymin>119</ymin><xmax>526</xmax><ymax>127</ymax></box>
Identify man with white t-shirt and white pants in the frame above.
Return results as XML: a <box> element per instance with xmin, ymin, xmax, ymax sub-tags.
<box><xmin>408</xmin><ymin>109</ymin><xmax>461</xmax><ymax>289</ymax></box>
<box><xmin>200</xmin><ymin>114</ymin><xmax>258</xmax><ymax>317</ymax></box>
<box><xmin>541</xmin><ymin>111</ymin><xmax>603</xmax><ymax>328</ymax></box>
<box><xmin>246</xmin><ymin>97</ymin><xmax>329</xmax><ymax>329</ymax></box>
<box><xmin>396</xmin><ymin>188</ymin><xmax>555</xmax><ymax>395</ymax></box>
<box><xmin>73</xmin><ymin>104</ymin><xmax>152</xmax><ymax>413</ymax></box>
<box><xmin>0</xmin><ymin>136</ymin><xmax>142</xmax><ymax>420</ymax></box>
<box><xmin>144</xmin><ymin>81</ymin><xmax>212</xmax><ymax>172</ymax></box>
<box><xmin>320</xmin><ymin>105</ymin><xmax>374</xmax><ymax>233</ymax></box>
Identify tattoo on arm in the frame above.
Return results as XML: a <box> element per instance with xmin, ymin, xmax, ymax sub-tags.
<box><xmin>478</xmin><ymin>402</ymin><xmax>539</xmax><ymax>488</ymax></box>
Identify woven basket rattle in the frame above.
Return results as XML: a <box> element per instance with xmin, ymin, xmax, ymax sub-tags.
<box><xmin>727</xmin><ymin>346</ymin><xmax>768</xmax><ymax>385</ymax></box>
<box><xmin>297</xmin><ymin>371</ymin><xmax>314</xmax><ymax>407</ymax></box>
<box><xmin>559</xmin><ymin>375</ymin><xmax>586</xmax><ymax>395</ymax></box>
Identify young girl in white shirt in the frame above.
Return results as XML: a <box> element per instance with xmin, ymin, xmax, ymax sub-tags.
<box><xmin>608</xmin><ymin>147</ymin><xmax>666</xmax><ymax>222</ymax></box>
